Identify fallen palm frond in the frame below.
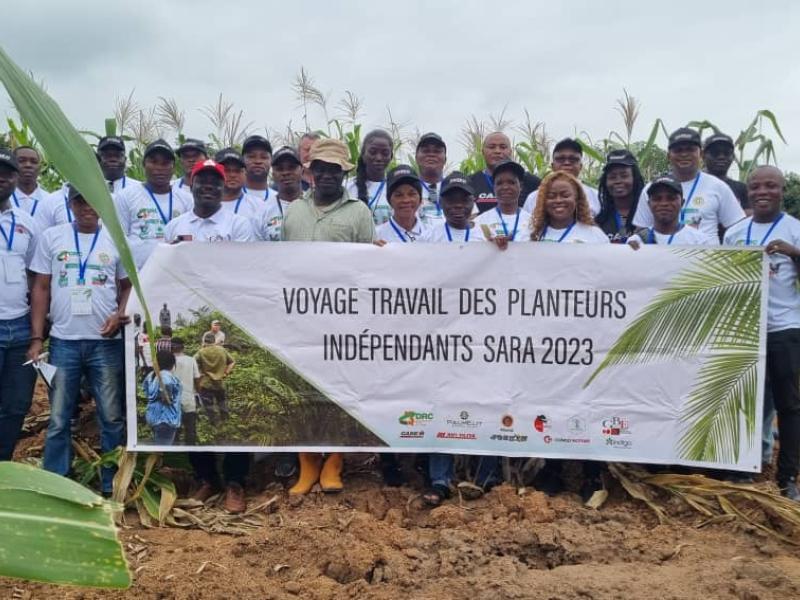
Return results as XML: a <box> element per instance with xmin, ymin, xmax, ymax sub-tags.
<box><xmin>609</xmin><ymin>464</ymin><xmax>800</xmax><ymax>545</ymax></box>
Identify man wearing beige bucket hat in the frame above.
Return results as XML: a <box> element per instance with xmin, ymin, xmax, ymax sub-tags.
<box><xmin>282</xmin><ymin>138</ymin><xmax>374</xmax><ymax>495</ymax></box>
<box><xmin>282</xmin><ymin>138</ymin><xmax>375</xmax><ymax>243</ymax></box>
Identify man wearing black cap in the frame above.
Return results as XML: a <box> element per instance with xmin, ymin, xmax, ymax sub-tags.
<box><xmin>703</xmin><ymin>133</ymin><xmax>749</xmax><ymax>211</ymax></box>
<box><xmin>415</xmin><ymin>132</ymin><xmax>447</xmax><ymax>224</ymax></box>
<box><xmin>627</xmin><ymin>174</ymin><xmax>715</xmax><ymax>247</ymax></box>
<box><xmin>0</xmin><ymin>147</ymin><xmax>38</xmax><ymax>461</ymax></box>
<box><xmin>173</xmin><ymin>138</ymin><xmax>208</xmax><ymax>208</ymax></box>
<box><xmin>633</xmin><ymin>127</ymin><xmax>744</xmax><ymax>241</ymax></box>
<box><xmin>258</xmin><ymin>146</ymin><xmax>303</xmax><ymax>241</ymax></box>
<box><xmin>242</xmin><ymin>135</ymin><xmax>277</xmax><ymax>202</ymax></box>
<box><xmin>474</xmin><ymin>159</ymin><xmax>532</xmax><ymax>242</ymax></box>
<box><xmin>214</xmin><ymin>147</ymin><xmax>265</xmax><ymax>230</ymax></box>
<box><xmin>469</xmin><ymin>132</ymin><xmax>540</xmax><ymax>214</ymax></box>
<box><xmin>523</xmin><ymin>138</ymin><xmax>600</xmax><ymax>216</ymax></box>
<box><xmin>375</xmin><ymin>164</ymin><xmax>428</xmax><ymax>243</ymax></box>
<box><xmin>419</xmin><ymin>172</ymin><xmax>486</xmax><ymax>243</ymax></box>
<box><xmin>28</xmin><ymin>184</ymin><xmax>131</xmax><ymax>495</ymax></box>
<box><xmin>10</xmin><ymin>146</ymin><xmax>47</xmax><ymax>219</ymax></box>
<box><xmin>115</xmin><ymin>139</ymin><xmax>192</xmax><ymax>268</ymax></box>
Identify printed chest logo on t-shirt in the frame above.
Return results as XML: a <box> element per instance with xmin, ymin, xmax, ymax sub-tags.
<box><xmin>55</xmin><ymin>249</ymin><xmax>111</xmax><ymax>287</ymax></box>
<box><xmin>682</xmin><ymin>196</ymin><xmax>705</xmax><ymax>226</ymax></box>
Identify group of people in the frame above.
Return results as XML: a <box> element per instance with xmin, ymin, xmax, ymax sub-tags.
<box><xmin>0</xmin><ymin>120</ymin><xmax>798</xmax><ymax>515</ymax></box>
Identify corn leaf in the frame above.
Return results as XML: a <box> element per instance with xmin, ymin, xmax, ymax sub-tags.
<box><xmin>0</xmin><ymin>463</ymin><xmax>130</xmax><ymax>588</ymax></box>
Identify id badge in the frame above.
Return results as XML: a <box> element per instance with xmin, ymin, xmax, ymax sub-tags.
<box><xmin>70</xmin><ymin>288</ymin><xmax>93</xmax><ymax>315</ymax></box>
<box><xmin>2</xmin><ymin>256</ymin><xmax>24</xmax><ymax>284</ymax></box>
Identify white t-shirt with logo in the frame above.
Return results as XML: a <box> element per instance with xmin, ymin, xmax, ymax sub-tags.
<box><xmin>724</xmin><ymin>214</ymin><xmax>800</xmax><ymax>332</ymax></box>
<box><xmin>219</xmin><ymin>192</ymin><xmax>267</xmax><ymax>235</ymax></box>
<box><xmin>33</xmin><ymin>177</ymin><xmax>140</xmax><ymax>232</ymax></box>
<box><xmin>633</xmin><ymin>172</ymin><xmax>745</xmax><ymax>241</ymax></box>
<box><xmin>171</xmin><ymin>177</ymin><xmax>195</xmax><ymax>210</ymax></box>
<box><xmin>29</xmin><ymin>223</ymin><xmax>127</xmax><ymax>340</ymax></box>
<box><xmin>474</xmin><ymin>208</ymin><xmax>533</xmax><ymax>242</ymax></box>
<box><xmin>115</xmin><ymin>183</ymin><xmax>193</xmax><ymax>269</ymax></box>
<box><xmin>523</xmin><ymin>184</ymin><xmax>601</xmax><ymax>217</ymax></box>
<box><xmin>163</xmin><ymin>207</ymin><xmax>255</xmax><ymax>243</ymax></box>
<box><xmin>419</xmin><ymin>180</ymin><xmax>446</xmax><ymax>226</ymax></box>
<box><xmin>173</xmin><ymin>354</ymin><xmax>201</xmax><ymax>412</ymax></box>
<box><xmin>536</xmin><ymin>222</ymin><xmax>609</xmax><ymax>244</ymax></box>
<box><xmin>346</xmin><ymin>179</ymin><xmax>391</xmax><ymax>226</ymax></box>
<box><xmin>419</xmin><ymin>223</ymin><xmax>487</xmax><ymax>243</ymax></box>
<box><xmin>242</xmin><ymin>186</ymin><xmax>278</xmax><ymax>204</ymax></box>
<box><xmin>12</xmin><ymin>186</ymin><xmax>48</xmax><ymax>219</ymax></box>
<box><xmin>375</xmin><ymin>217</ymin><xmax>428</xmax><ymax>243</ymax></box>
<box><xmin>0</xmin><ymin>207</ymin><xmax>37</xmax><ymax>320</ymax></box>
<box><xmin>256</xmin><ymin>196</ymin><xmax>293</xmax><ymax>241</ymax></box>
<box><xmin>628</xmin><ymin>225</ymin><xmax>717</xmax><ymax>247</ymax></box>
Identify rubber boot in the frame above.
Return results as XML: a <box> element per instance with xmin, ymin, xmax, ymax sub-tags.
<box><xmin>289</xmin><ymin>453</ymin><xmax>323</xmax><ymax>495</ymax></box>
<box><xmin>320</xmin><ymin>453</ymin><xmax>344</xmax><ymax>493</ymax></box>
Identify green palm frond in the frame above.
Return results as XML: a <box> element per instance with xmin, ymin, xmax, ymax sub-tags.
<box><xmin>677</xmin><ymin>353</ymin><xmax>759</xmax><ymax>462</ymax></box>
<box><xmin>585</xmin><ymin>250</ymin><xmax>762</xmax><ymax>386</ymax></box>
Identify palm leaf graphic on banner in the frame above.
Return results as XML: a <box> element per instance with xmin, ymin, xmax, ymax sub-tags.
<box><xmin>585</xmin><ymin>249</ymin><xmax>763</xmax><ymax>462</ymax></box>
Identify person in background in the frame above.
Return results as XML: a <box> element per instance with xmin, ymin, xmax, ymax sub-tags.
<box><xmin>347</xmin><ymin>129</ymin><xmax>394</xmax><ymax>226</ymax></box>
<box><xmin>415</xmin><ymin>132</ymin><xmax>447</xmax><ymax>224</ymax></box>
<box><xmin>195</xmin><ymin>331</ymin><xmax>235</xmax><ymax>425</ymax></box>
<box><xmin>627</xmin><ymin>174</ymin><xmax>717</xmax><ymax>247</ymax></box>
<box><xmin>723</xmin><ymin>165</ymin><xmax>800</xmax><ymax>501</ymax></box>
<box><xmin>469</xmin><ymin>132</ymin><xmax>540</xmax><ymax>213</ymax></box>
<box><xmin>159</xmin><ymin>302</ymin><xmax>171</xmax><ymax>330</ymax></box>
<box><xmin>10</xmin><ymin>146</ymin><xmax>47</xmax><ymax>219</ymax></box>
<box><xmin>633</xmin><ymin>127</ymin><xmax>745</xmax><ymax>242</ymax></box>
<box><xmin>143</xmin><ymin>349</ymin><xmax>182</xmax><ymax>446</ymax></box>
<box><xmin>474</xmin><ymin>159</ymin><xmax>532</xmax><ymax>242</ymax></box>
<box><xmin>375</xmin><ymin>164</ymin><xmax>428</xmax><ymax>243</ymax></box>
<box><xmin>419</xmin><ymin>172</ymin><xmax>486</xmax><ymax>243</ymax></box>
<box><xmin>595</xmin><ymin>149</ymin><xmax>646</xmax><ymax>243</ymax></box>
<box><xmin>242</xmin><ymin>135</ymin><xmax>276</xmax><ymax>202</ymax></box>
<box><xmin>524</xmin><ymin>138</ymin><xmax>600</xmax><ymax>216</ymax></box>
<box><xmin>172</xmin><ymin>337</ymin><xmax>201</xmax><ymax>445</ymax></box>
<box><xmin>530</xmin><ymin>171</ymin><xmax>609</xmax><ymax>244</ymax></box>
<box><xmin>173</xmin><ymin>138</ymin><xmax>208</xmax><ymax>207</ymax></box>
<box><xmin>116</xmin><ymin>139</ymin><xmax>192</xmax><ymax>269</ymax></box>
<box><xmin>0</xmin><ymin>147</ymin><xmax>38</xmax><ymax>461</ymax></box>
<box><xmin>258</xmin><ymin>146</ymin><xmax>304</xmax><ymax>241</ymax></box>
<box><xmin>703</xmin><ymin>132</ymin><xmax>749</xmax><ymax>211</ymax></box>
<box><xmin>28</xmin><ymin>184</ymin><xmax>131</xmax><ymax>495</ymax></box>
<box><xmin>214</xmin><ymin>147</ymin><xmax>265</xmax><ymax>233</ymax></box>
<box><xmin>298</xmin><ymin>132</ymin><xmax>320</xmax><ymax>191</ymax></box>
<box><xmin>134</xmin><ymin>315</ymin><xmax>152</xmax><ymax>375</ymax></box>
<box><xmin>282</xmin><ymin>138</ymin><xmax>374</xmax><ymax>495</ymax></box>
<box><xmin>209</xmin><ymin>320</ymin><xmax>226</xmax><ymax>345</ymax></box>
<box><xmin>156</xmin><ymin>325</ymin><xmax>173</xmax><ymax>353</ymax></box>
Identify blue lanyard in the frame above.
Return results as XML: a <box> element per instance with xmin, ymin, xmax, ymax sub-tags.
<box><xmin>12</xmin><ymin>191</ymin><xmax>38</xmax><ymax>217</ymax></box>
<box><xmin>233</xmin><ymin>192</ymin><xmax>245</xmax><ymax>214</ymax></box>
<box><xmin>647</xmin><ymin>227</ymin><xmax>677</xmax><ymax>245</ymax></box>
<box><xmin>145</xmin><ymin>186</ymin><xmax>173</xmax><ymax>224</ymax></box>
<box><xmin>121</xmin><ymin>176</ymin><xmax>127</xmax><ymax>189</ymax></box>
<box><xmin>445</xmin><ymin>223</ymin><xmax>469</xmax><ymax>242</ymax></box>
<box><xmin>368</xmin><ymin>181</ymin><xmax>386</xmax><ymax>210</ymax></box>
<box><xmin>496</xmin><ymin>207</ymin><xmax>520</xmax><ymax>240</ymax></box>
<box><xmin>542</xmin><ymin>222</ymin><xmax>575</xmax><ymax>242</ymax></box>
<box><xmin>63</xmin><ymin>191</ymin><xmax>74</xmax><ymax>224</ymax></box>
<box><xmin>243</xmin><ymin>186</ymin><xmax>269</xmax><ymax>201</ymax></box>
<box><xmin>746</xmin><ymin>213</ymin><xmax>785</xmax><ymax>246</ymax></box>
<box><xmin>0</xmin><ymin>211</ymin><xmax>15</xmax><ymax>251</ymax></box>
<box><xmin>178</xmin><ymin>177</ymin><xmax>185</xmax><ymax>188</ymax></box>
<box><xmin>679</xmin><ymin>173</ymin><xmax>701</xmax><ymax>223</ymax></box>
<box><xmin>420</xmin><ymin>180</ymin><xmax>442</xmax><ymax>214</ymax></box>
<box><xmin>614</xmin><ymin>211</ymin><xmax>625</xmax><ymax>232</ymax></box>
<box><xmin>389</xmin><ymin>218</ymin><xmax>409</xmax><ymax>243</ymax></box>
<box><xmin>72</xmin><ymin>224</ymin><xmax>101</xmax><ymax>284</ymax></box>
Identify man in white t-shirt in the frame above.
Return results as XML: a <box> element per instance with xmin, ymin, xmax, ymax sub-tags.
<box><xmin>209</xmin><ymin>320</ymin><xmax>226</xmax><ymax>345</ymax></box>
<box><xmin>627</xmin><ymin>174</ymin><xmax>716</xmax><ymax>247</ymax></box>
<box><xmin>419</xmin><ymin>172</ymin><xmax>486</xmax><ymax>243</ymax></box>
<box><xmin>214</xmin><ymin>147</ymin><xmax>265</xmax><ymax>232</ymax></box>
<box><xmin>241</xmin><ymin>135</ymin><xmax>277</xmax><ymax>202</ymax></box>
<box><xmin>9</xmin><ymin>146</ymin><xmax>47</xmax><ymax>220</ymax></box>
<box><xmin>27</xmin><ymin>184</ymin><xmax>131</xmax><ymax>495</ymax></box>
<box><xmin>164</xmin><ymin>159</ymin><xmax>254</xmax><ymax>243</ymax></box>
<box><xmin>115</xmin><ymin>139</ymin><xmax>192</xmax><ymax>269</ymax></box>
<box><xmin>723</xmin><ymin>165</ymin><xmax>800</xmax><ymax>501</ymax></box>
<box><xmin>415</xmin><ymin>132</ymin><xmax>447</xmax><ymax>224</ymax></box>
<box><xmin>633</xmin><ymin>127</ymin><xmax>745</xmax><ymax>242</ymax></box>
<box><xmin>0</xmin><ymin>148</ymin><xmax>38</xmax><ymax>460</ymax></box>
<box><xmin>170</xmin><ymin>337</ymin><xmax>201</xmax><ymax>445</ymax></box>
<box><xmin>256</xmin><ymin>146</ymin><xmax>304</xmax><ymax>241</ymax></box>
<box><xmin>523</xmin><ymin>138</ymin><xmax>600</xmax><ymax>216</ymax></box>
<box><xmin>172</xmin><ymin>139</ymin><xmax>208</xmax><ymax>208</ymax></box>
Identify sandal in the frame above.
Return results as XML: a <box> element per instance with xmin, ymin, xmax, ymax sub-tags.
<box><xmin>457</xmin><ymin>481</ymin><xmax>485</xmax><ymax>501</ymax></box>
<box><xmin>422</xmin><ymin>484</ymin><xmax>450</xmax><ymax>507</ymax></box>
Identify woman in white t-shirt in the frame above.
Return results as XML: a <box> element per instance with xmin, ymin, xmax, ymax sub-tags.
<box><xmin>375</xmin><ymin>164</ymin><xmax>428</xmax><ymax>243</ymax></box>
<box><xmin>347</xmin><ymin>129</ymin><xmax>394</xmax><ymax>226</ymax></box>
<box><xmin>474</xmin><ymin>159</ymin><xmax>532</xmax><ymax>242</ymax></box>
<box><xmin>530</xmin><ymin>171</ymin><xmax>609</xmax><ymax>244</ymax></box>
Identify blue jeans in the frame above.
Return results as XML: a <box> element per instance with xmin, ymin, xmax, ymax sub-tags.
<box><xmin>152</xmin><ymin>424</ymin><xmax>177</xmax><ymax>445</ymax></box>
<box><xmin>428</xmin><ymin>454</ymin><xmax>500</xmax><ymax>488</ymax></box>
<box><xmin>0</xmin><ymin>315</ymin><xmax>37</xmax><ymax>460</ymax></box>
<box><xmin>43</xmin><ymin>337</ymin><xmax>124</xmax><ymax>492</ymax></box>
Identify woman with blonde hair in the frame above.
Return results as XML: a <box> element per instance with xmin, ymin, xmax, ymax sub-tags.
<box><xmin>530</xmin><ymin>171</ymin><xmax>608</xmax><ymax>244</ymax></box>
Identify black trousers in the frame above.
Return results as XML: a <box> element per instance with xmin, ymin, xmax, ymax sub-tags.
<box><xmin>189</xmin><ymin>452</ymin><xmax>251</xmax><ymax>487</ymax></box>
<box><xmin>766</xmin><ymin>328</ymin><xmax>800</xmax><ymax>483</ymax></box>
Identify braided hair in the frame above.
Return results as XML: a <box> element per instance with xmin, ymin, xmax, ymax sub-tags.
<box><xmin>355</xmin><ymin>129</ymin><xmax>394</xmax><ymax>204</ymax></box>
<box><xmin>596</xmin><ymin>161</ymin><xmax>645</xmax><ymax>233</ymax></box>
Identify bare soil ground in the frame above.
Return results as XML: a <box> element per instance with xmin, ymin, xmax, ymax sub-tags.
<box><xmin>4</xmin><ymin>390</ymin><xmax>800</xmax><ymax>599</ymax></box>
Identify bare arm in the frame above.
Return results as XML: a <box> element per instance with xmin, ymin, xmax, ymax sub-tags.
<box><xmin>27</xmin><ymin>274</ymin><xmax>51</xmax><ymax>361</ymax></box>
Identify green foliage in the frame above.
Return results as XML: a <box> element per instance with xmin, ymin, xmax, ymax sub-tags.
<box><xmin>0</xmin><ymin>462</ymin><xmax>130</xmax><ymax>589</ymax></box>
<box><xmin>783</xmin><ymin>172</ymin><xmax>800</xmax><ymax>219</ymax></box>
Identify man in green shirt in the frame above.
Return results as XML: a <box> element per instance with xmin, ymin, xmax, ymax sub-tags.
<box><xmin>195</xmin><ymin>331</ymin><xmax>235</xmax><ymax>426</ymax></box>
<box><xmin>282</xmin><ymin>138</ymin><xmax>374</xmax><ymax>495</ymax></box>
<box><xmin>282</xmin><ymin>138</ymin><xmax>375</xmax><ymax>243</ymax></box>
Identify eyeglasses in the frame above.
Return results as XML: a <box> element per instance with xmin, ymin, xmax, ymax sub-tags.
<box><xmin>553</xmin><ymin>155</ymin><xmax>581</xmax><ymax>165</ymax></box>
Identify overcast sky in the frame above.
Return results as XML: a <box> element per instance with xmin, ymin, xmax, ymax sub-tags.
<box><xmin>3</xmin><ymin>0</ymin><xmax>799</xmax><ymax>173</ymax></box>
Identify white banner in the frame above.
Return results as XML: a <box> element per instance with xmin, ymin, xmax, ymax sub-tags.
<box><xmin>126</xmin><ymin>242</ymin><xmax>767</xmax><ymax>472</ymax></box>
